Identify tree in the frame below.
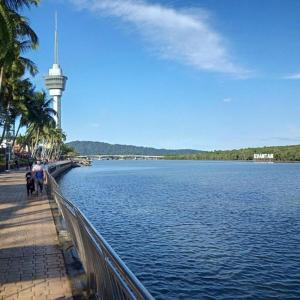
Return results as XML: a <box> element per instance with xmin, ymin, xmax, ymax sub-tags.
<box><xmin>0</xmin><ymin>0</ymin><xmax>39</xmax><ymax>151</ymax></box>
<box><xmin>24</xmin><ymin>91</ymin><xmax>56</xmax><ymax>157</ymax></box>
<box><xmin>0</xmin><ymin>0</ymin><xmax>39</xmax><ymax>92</ymax></box>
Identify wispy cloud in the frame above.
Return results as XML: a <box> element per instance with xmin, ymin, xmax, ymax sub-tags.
<box><xmin>70</xmin><ymin>0</ymin><xmax>249</xmax><ymax>77</ymax></box>
<box><xmin>283</xmin><ymin>72</ymin><xmax>300</xmax><ymax>80</ymax></box>
<box><xmin>223</xmin><ymin>97</ymin><xmax>232</xmax><ymax>103</ymax></box>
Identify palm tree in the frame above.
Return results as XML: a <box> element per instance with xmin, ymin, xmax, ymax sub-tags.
<box><xmin>0</xmin><ymin>0</ymin><xmax>39</xmax><ymax>92</ymax></box>
<box><xmin>0</xmin><ymin>0</ymin><xmax>39</xmax><ymax>153</ymax></box>
<box><xmin>41</xmin><ymin>128</ymin><xmax>66</xmax><ymax>160</ymax></box>
<box><xmin>11</xmin><ymin>78</ymin><xmax>35</xmax><ymax>148</ymax></box>
<box><xmin>24</xmin><ymin>91</ymin><xmax>56</xmax><ymax>158</ymax></box>
<box><xmin>0</xmin><ymin>72</ymin><xmax>36</xmax><ymax>145</ymax></box>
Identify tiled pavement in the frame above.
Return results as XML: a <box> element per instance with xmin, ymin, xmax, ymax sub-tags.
<box><xmin>0</xmin><ymin>171</ymin><xmax>73</xmax><ymax>299</ymax></box>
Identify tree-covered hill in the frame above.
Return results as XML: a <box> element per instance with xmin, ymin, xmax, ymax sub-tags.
<box><xmin>167</xmin><ymin>145</ymin><xmax>300</xmax><ymax>161</ymax></box>
<box><xmin>67</xmin><ymin>141</ymin><xmax>300</xmax><ymax>161</ymax></box>
<box><xmin>67</xmin><ymin>141</ymin><xmax>200</xmax><ymax>156</ymax></box>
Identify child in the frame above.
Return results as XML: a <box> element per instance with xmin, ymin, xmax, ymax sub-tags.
<box><xmin>25</xmin><ymin>172</ymin><xmax>35</xmax><ymax>196</ymax></box>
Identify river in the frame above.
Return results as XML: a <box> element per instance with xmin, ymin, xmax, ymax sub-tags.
<box><xmin>58</xmin><ymin>160</ymin><xmax>300</xmax><ymax>299</ymax></box>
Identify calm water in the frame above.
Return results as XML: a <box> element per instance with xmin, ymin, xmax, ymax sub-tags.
<box><xmin>59</xmin><ymin>160</ymin><xmax>300</xmax><ymax>299</ymax></box>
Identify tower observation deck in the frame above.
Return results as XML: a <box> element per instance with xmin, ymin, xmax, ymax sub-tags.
<box><xmin>44</xmin><ymin>13</ymin><xmax>67</xmax><ymax>129</ymax></box>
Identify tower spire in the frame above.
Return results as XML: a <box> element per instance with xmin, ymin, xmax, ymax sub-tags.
<box><xmin>54</xmin><ymin>11</ymin><xmax>58</xmax><ymax>64</ymax></box>
<box><xmin>45</xmin><ymin>11</ymin><xmax>67</xmax><ymax>129</ymax></box>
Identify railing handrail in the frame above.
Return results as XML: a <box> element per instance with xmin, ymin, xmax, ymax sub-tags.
<box><xmin>46</xmin><ymin>165</ymin><xmax>154</xmax><ymax>300</ymax></box>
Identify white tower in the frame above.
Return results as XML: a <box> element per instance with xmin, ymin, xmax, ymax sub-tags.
<box><xmin>44</xmin><ymin>13</ymin><xmax>67</xmax><ymax>129</ymax></box>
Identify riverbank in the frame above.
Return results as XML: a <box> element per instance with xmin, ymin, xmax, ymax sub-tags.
<box><xmin>165</xmin><ymin>158</ymin><xmax>300</xmax><ymax>163</ymax></box>
<box><xmin>0</xmin><ymin>170</ymin><xmax>74</xmax><ymax>299</ymax></box>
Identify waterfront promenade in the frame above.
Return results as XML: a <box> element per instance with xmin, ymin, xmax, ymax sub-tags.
<box><xmin>0</xmin><ymin>170</ymin><xmax>73</xmax><ymax>300</ymax></box>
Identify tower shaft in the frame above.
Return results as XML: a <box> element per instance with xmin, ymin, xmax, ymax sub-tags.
<box><xmin>53</xmin><ymin>95</ymin><xmax>61</xmax><ymax>129</ymax></box>
<box><xmin>44</xmin><ymin>13</ymin><xmax>67</xmax><ymax>129</ymax></box>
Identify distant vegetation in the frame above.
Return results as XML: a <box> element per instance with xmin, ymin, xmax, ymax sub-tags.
<box><xmin>67</xmin><ymin>141</ymin><xmax>300</xmax><ymax>161</ymax></box>
<box><xmin>67</xmin><ymin>141</ymin><xmax>200</xmax><ymax>156</ymax></box>
<box><xmin>167</xmin><ymin>145</ymin><xmax>300</xmax><ymax>161</ymax></box>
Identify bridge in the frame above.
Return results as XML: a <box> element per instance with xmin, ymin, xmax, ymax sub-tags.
<box><xmin>88</xmin><ymin>154</ymin><xmax>164</xmax><ymax>160</ymax></box>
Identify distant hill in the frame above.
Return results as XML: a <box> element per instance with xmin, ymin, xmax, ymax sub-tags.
<box><xmin>167</xmin><ymin>144</ymin><xmax>300</xmax><ymax>161</ymax></box>
<box><xmin>67</xmin><ymin>141</ymin><xmax>200</xmax><ymax>156</ymax></box>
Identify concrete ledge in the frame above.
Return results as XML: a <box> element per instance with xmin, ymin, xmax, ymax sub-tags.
<box><xmin>48</xmin><ymin>161</ymin><xmax>77</xmax><ymax>178</ymax></box>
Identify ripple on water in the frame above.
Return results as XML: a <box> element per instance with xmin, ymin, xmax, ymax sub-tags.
<box><xmin>59</xmin><ymin>161</ymin><xmax>300</xmax><ymax>299</ymax></box>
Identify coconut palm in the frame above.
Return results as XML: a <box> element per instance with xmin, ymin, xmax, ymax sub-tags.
<box><xmin>41</xmin><ymin>128</ymin><xmax>66</xmax><ymax>161</ymax></box>
<box><xmin>0</xmin><ymin>0</ymin><xmax>39</xmax><ymax>92</ymax></box>
<box><xmin>0</xmin><ymin>74</ymin><xmax>35</xmax><ymax>145</ymax></box>
<box><xmin>11</xmin><ymin>78</ymin><xmax>36</xmax><ymax>148</ymax></box>
<box><xmin>0</xmin><ymin>0</ymin><xmax>39</xmax><ymax>152</ymax></box>
<box><xmin>24</xmin><ymin>91</ymin><xmax>56</xmax><ymax>157</ymax></box>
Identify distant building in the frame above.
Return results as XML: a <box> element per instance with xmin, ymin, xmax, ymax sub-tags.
<box><xmin>254</xmin><ymin>153</ymin><xmax>274</xmax><ymax>161</ymax></box>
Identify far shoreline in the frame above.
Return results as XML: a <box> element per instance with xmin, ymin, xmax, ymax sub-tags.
<box><xmin>89</xmin><ymin>158</ymin><xmax>300</xmax><ymax>164</ymax></box>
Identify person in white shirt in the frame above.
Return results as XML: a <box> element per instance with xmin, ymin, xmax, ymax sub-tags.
<box><xmin>32</xmin><ymin>160</ymin><xmax>45</xmax><ymax>195</ymax></box>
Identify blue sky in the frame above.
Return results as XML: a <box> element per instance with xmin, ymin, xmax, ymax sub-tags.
<box><xmin>25</xmin><ymin>0</ymin><xmax>300</xmax><ymax>150</ymax></box>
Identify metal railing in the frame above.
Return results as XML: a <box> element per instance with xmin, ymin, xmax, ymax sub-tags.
<box><xmin>46</xmin><ymin>165</ymin><xmax>154</xmax><ymax>300</ymax></box>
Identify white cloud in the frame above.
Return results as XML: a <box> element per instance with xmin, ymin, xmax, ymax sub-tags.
<box><xmin>283</xmin><ymin>72</ymin><xmax>300</xmax><ymax>80</ymax></box>
<box><xmin>69</xmin><ymin>0</ymin><xmax>249</xmax><ymax>77</ymax></box>
<box><xmin>223</xmin><ymin>97</ymin><xmax>232</xmax><ymax>103</ymax></box>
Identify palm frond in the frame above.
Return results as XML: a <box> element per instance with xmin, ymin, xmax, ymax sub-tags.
<box><xmin>18</xmin><ymin>56</ymin><xmax>38</xmax><ymax>75</ymax></box>
<box><xmin>3</xmin><ymin>0</ymin><xmax>39</xmax><ymax>11</ymax></box>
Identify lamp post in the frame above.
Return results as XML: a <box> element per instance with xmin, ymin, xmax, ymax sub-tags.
<box><xmin>5</xmin><ymin>141</ymin><xmax>11</xmax><ymax>171</ymax></box>
<box><xmin>5</xmin><ymin>121</ymin><xmax>14</xmax><ymax>172</ymax></box>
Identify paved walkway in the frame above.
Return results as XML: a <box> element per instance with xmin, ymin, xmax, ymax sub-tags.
<box><xmin>0</xmin><ymin>171</ymin><xmax>73</xmax><ymax>300</ymax></box>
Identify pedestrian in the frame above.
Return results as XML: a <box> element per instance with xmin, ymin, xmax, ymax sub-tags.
<box><xmin>15</xmin><ymin>158</ymin><xmax>19</xmax><ymax>170</ymax></box>
<box><xmin>32</xmin><ymin>160</ymin><xmax>45</xmax><ymax>195</ymax></box>
<box><xmin>25</xmin><ymin>171</ymin><xmax>35</xmax><ymax>196</ymax></box>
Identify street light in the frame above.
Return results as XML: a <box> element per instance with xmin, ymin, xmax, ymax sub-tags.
<box><xmin>5</xmin><ymin>122</ymin><xmax>14</xmax><ymax>172</ymax></box>
<box><xmin>5</xmin><ymin>141</ymin><xmax>11</xmax><ymax>171</ymax></box>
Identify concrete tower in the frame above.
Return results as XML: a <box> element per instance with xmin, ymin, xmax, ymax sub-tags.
<box><xmin>44</xmin><ymin>13</ymin><xmax>67</xmax><ymax>129</ymax></box>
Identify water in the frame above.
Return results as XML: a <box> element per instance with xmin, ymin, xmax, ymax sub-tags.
<box><xmin>58</xmin><ymin>160</ymin><xmax>300</xmax><ymax>299</ymax></box>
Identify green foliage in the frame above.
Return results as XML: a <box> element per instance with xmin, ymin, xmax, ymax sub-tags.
<box><xmin>0</xmin><ymin>0</ymin><xmax>40</xmax><ymax>145</ymax></box>
<box><xmin>167</xmin><ymin>145</ymin><xmax>300</xmax><ymax>162</ymax></box>
<box><xmin>61</xmin><ymin>144</ymin><xmax>78</xmax><ymax>157</ymax></box>
<box><xmin>67</xmin><ymin>141</ymin><xmax>200</xmax><ymax>156</ymax></box>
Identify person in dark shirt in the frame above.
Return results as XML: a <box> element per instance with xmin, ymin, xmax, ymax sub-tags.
<box><xmin>25</xmin><ymin>172</ymin><xmax>35</xmax><ymax>196</ymax></box>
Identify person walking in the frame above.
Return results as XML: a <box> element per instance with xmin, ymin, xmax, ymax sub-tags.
<box><xmin>15</xmin><ymin>158</ymin><xmax>19</xmax><ymax>170</ymax></box>
<box><xmin>32</xmin><ymin>160</ymin><xmax>45</xmax><ymax>195</ymax></box>
<box><xmin>25</xmin><ymin>171</ymin><xmax>35</xmax><ymax>196</ymax></box>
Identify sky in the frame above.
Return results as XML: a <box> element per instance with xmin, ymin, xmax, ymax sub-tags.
<box><xmin>24</xmin><ymin>0</ymin><xmax>300</xmax><ymax>150</ymax></box>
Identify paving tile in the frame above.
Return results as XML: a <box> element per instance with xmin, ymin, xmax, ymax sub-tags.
<box><xmin>0</xmin><ymin>171</ymin><xmax>73</xmax><ymax>300</ymax></box>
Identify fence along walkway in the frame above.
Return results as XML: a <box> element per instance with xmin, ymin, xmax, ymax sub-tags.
<box><xmin>0</xmin><ymin>170</ymin><xmax>73</xmax><ymax>300</ymax></box>
<box><xmin>47</xmin><ymin>164</ymin><xmax>154</xmax><ymax>300</ymax></box>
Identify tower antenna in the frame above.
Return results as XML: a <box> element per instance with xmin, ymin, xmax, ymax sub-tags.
<box><xmin>54</xmin><ymin>11</ymin><xmax>58</xmax><ymax>64</ymax></box>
